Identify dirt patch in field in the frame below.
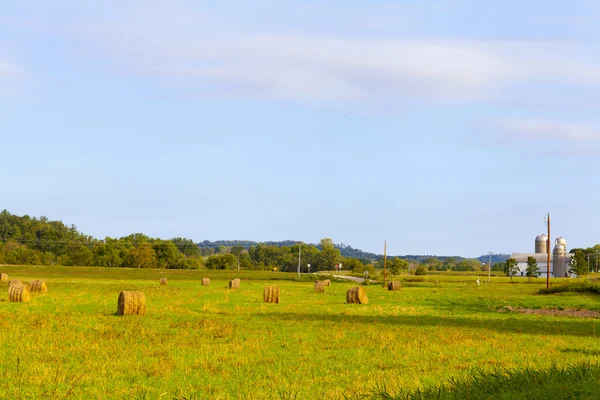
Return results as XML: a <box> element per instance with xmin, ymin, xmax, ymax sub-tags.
<box><xmin>496</xmin><ymin>306</ymin><xmax>600</xmax><ymax>318</ymax></box>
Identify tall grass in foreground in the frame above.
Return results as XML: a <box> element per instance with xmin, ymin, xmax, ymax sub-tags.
<box><xmin>539</xmin><ymin>280</ymin><xmax>600</xmax><ymax>295</ymax></box>
<box><xmin>359</xmin><ymin>363</ymin><xmax>600</xmax><ymax>400</ymax></box>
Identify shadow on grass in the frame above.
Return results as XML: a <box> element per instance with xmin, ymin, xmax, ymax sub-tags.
<box><xmin>350</xmin><ymin>362</ymin><xmax>600</xmax><ymax>400</ymax></box>
<box><xmin>215</xmin><ymin>310</ymin><xmax>600</xmax><ymax>338</ymax></box>
<box><xmin>560</xmin><ymin>348</ymin><xmax>600</xmax><ymax>356</ymax></box>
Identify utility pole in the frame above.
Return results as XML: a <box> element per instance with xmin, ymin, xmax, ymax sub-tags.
<box><xmin>298</xmin><ymin>242</ymin><xmax>301</xmax><ymax>279</ymax></box>
<box><xmin>488</xmin><ymin>251</ymin><xmax>492</xmax><ymax>283</ymax></box>
<box><xmin>546</xmin><ymin>213</ymin><xmax>551</xmax><ymax>289</ymax></box>
<box><xmin>383</xmin><ymin>240</ymin><xmax>388</xmax><ymax>285</ymax></box>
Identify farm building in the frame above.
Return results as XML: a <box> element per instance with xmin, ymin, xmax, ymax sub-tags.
<box><xmin>510</xmin><ymin>234</ymin><xmax>573</xmax><ymax>278</ymax></box>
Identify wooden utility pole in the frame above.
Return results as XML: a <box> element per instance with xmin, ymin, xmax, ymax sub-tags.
<box><xmin>546</xmin><ymin>213</ymin><xmax>551</xmax><ymax>289</ymax></box>
<box><xmin>383</xmin><ymin>240</ymin><xmax>388</xmax><ymax>285</ymax></box>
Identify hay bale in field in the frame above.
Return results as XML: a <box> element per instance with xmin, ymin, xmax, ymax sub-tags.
<box><xmin>117</xmin><ymin>291</ymin><xmax>146</xmax><ymax>316</ymax></box>
<box><xmin>263</xmin><ymin>286</ymin><xmax>280</xmax><ymax>303</ymax></box>
<box><xmin>9</xmin><ymin>284</ymin><xmax>30</xmax><ymax>303</ymax></box>
<box><xmin>202</xmin><ymin>278</ymin><xmax>210</xmax><ymax>286</ymax></box>
<box><xmin>323</xmin><ymin>279</ymin><xmax>331</xmax><ymax>286</ymax></box>
<box><xmin>314</xmin><ymin>282</ymin><xmax>325</xmax><ymax>292</ymax></box>
<box><xmin>387</xmin><ymin>281</ymin><xmax>401</xmax><ymax>291</ymax></box>
<box><xmin>229</xmin><ymin>278</ymin><xmax>240</xmax><ymax>289</ymax></box>
<box><xmin>8</xmin><ymin>279</ymin><xmax>21</xmax><ymax>288</ymax></box>
<box><xmin>159</xmin><ymin>278</ymin><xmax>168</xmax><ymax>285</ymax></box>
<box><xmin>346</xmin><ymin>286</ymin><xmax>368</xmax><ymax>304</ymax></box>
<box><xmin>30</xmin><ymin>280</ymin><xmax>47</xmax><ymax>293</ymax></box>
<box><xmin>0</xmin><ymin>273</ymin><xmax>7</xmax><ymax>281</ymax></box>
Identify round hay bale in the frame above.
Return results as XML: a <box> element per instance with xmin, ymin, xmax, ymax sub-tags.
<box><xmin>0</xmin><ymin>273</ymin><xmax>7</xmax><ymax>281</ymax></box>
<box><xmin>323</xmin><ymin>279</ymin><xmax>331</xmax><ymax>286</ymax></box>
<box><xmin>30</xmin><ymin>280</ymin><xmax>47</xmax><ymax>293</ymax></box>
<box><xmin>202</xmin><ymin>278</ymin><xmax>210</xmax><ymax>286</ymax></box>
<box><xmin>229</xmin><ymin>278</ymin><xmax>240</xmax><ymax>289</ymax></box>
<box><xmin>263</xmin><ymin>286</ymin><xmax>280</xmax><ymax>303</ymax></box>
<box><xmin>314</xmin><ymin>282</ymin><xmax>325</xmax><ymax>293</ymax></box>
<box><xmin>117</xmin><ymin>291</ymin><xmax>146</xmax><ymax>316</ymax></box>
<box><xmin>387</xmin><ymin>281</ymin><xmax>401</xmax><ymax>291</ymax></box>
<box><xmin>346</xmin><ymin>286</ymin><xmax>368</xmax><ymax>304</ymax></box>
<box><xmin>8</xmin><ymin>279</ymin><xmax>21</xmax><ymax>288</ymax></box>
<box><xmin>159</xmin><ymin>278</ymin><xmax>168</xmax><ymax>285</ymax></box>
<box><xmin>9</xmin><ymin>284</ymin><xmax>30</xmax><ymax>303</ymax></box>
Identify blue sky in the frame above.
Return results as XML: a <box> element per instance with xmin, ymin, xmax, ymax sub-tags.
<box><xmin>1</xmin><ymin>0</ymin><xmax>599</xmax><ymax>257</ymax></box>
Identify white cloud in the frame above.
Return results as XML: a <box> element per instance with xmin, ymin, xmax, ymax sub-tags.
<box><xmin>498</xmin><ymin>118</ymin><xmax>600</xmax><ymax>143</ymax></box>
<box><xmin>86</xmin><ymin>27</ymin><xmax>600</xmax><ymax>104</ymax></box>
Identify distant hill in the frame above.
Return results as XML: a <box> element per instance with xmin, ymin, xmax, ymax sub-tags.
<box><xmin>197</xmin><ymin>240</ymin><xmax>380</xmax><ymax>259</ymax></box>
<box><xmin>196</xmin><ymin>240</ymin><xmax>498</xmax><ymax>262</ymax></box>
<box><xmin>476</xmin><ymin>253</ymin><xmax>511</xmax><ymax>263</ymax></box>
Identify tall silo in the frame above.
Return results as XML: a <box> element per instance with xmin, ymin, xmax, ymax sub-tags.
<box><xmin>553</xmin><ymin>243</ymin><xmax>566</xmax><ymax>278</ymax></box>
<box><xmin>535</xmin><ymin>234</ymin><xmax>548</xmax><ymax>254</ymax></box>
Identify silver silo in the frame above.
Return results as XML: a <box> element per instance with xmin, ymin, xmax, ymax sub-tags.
<box><xmin>556</xmin><ymin>237</ymin><xmax>567</xmax><ymax>249</ymax></box>
<box><xmin>535</xmin><ymin>234</ymin><xmax>548</xmax><ymax>254</ymax></box>
<box><xmin>553</xmin><ymin>243</ymin><xmax>566</xmax><ymax>278</ymax></box>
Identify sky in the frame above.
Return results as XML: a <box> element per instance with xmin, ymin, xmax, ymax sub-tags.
<box><xmin>1</xmin><ymin>0</ymin><xmax>600</xmax><ymax>257</ymax></box>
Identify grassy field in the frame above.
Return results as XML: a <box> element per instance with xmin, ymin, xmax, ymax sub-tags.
<box><xmin>1</xmin><ymin>266</ymin><xmax>600</xmax><ymax>399</ymax></box>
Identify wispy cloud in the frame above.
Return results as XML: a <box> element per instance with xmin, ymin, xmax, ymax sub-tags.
<box><xmin>84</xmin><ymin>20</ymin><xmax>600</xmax><ymax>104</ymax></box>
<box><xmin>498</xmin><ymin>118</ymin><xmax>600</xmax><ymax>143</ymax></box>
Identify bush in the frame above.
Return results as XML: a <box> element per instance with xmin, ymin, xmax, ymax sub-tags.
<box><xmin>414</xmin><ymin>266</ymin><xmax>427</xmax><ymax>275</ymax></box>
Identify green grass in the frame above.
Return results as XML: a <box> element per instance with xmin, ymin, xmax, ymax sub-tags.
<box><xmin>1</xmin><ymin>265</ymin><xmax>600</xmax><ymax>399</ymax></box>
<box><xmin>360</xmin><ymin>363</ymin><xmax>600</xmax><ymax>399</ymax></box>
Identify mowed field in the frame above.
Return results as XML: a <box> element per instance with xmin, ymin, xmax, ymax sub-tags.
<box><xmin>1</xmin><ymin>266</ymin><xmax>600</xmax><ymax>399</ymax></box>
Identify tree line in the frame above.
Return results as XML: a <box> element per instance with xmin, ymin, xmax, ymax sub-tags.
<box><xmin>0</xmin><ymin>210</ymin><xmax>528</xmax><ymax>274</ymax></box>
<box><xmin>0</xmin><ymin>211</ymin><xmax>204</xmax><ymax>268</ymax></box>
<box><xmin>0</xmin><ymin>211</ymin><xmax>387</xmax><ymax>272</ymax></box>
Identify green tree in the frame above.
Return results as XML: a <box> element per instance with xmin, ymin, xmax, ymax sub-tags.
<box><xmin>415</xmin><ymin>266</ymin><xmax>427</xmax><ymax>275</ymax></box>
<box><xmin>570</xmin><ymin>249</ymin><xmax>588</xmax><ymax>278</ymax></box>
<box><xmin>230</xmin><ymin>245</ymin><xmax>245</xmax><ymax>271</ymax></box>
<box><xmin>424</xmin><ymin>257</ymin><xmax>442</xmax><ymax>271</ymax></box>
<box><xmin>316</xmin><ymin>238</ymin><xmax>341</xmax><ymax>271</ymax></box>
<box><xmin>390</xmin><ymin>258</ymin><xmax>409</xmax><ymax>275</ymax></box>
<box><xmin>248</xmin><ymin>245</ymin><xmax>287</xmax><ymax>270</ymax></box>
<box><xmin>288</xmin><ymin>243</ymin><xmax>320</xmax><ymax>273</ymax></box>
<box><xmin>526</xmin><ymin>256</ymin><xmax>539</xmax><ymax>281</ymax></box>
<box><xmin>171</xmin><ymin>237</ymin><xmax>200</xmax><ymax>257</ymax></box>
<box><xmin>200</xmin><ymin>247</ymin><xmax>215</xmax><ymax>256</ymax></box>
<box><xmin>455</xmin><ymin>259</ymin><xmax>482</xmax><ymax>272</ymax></box>
<box><xmin>492</xmin><ymin>261</ymin><xmax>506</xmax><ymax>272</ymax></box>
<box><xmin>351</xmin><ymin>260</ymin><xmax>375</xmax><ymax>275</ymax></box>
<box><xmin>206</xmin><ymin>254</ymin><xmax>237</xmax><ymax>270</ymax></box>
<box><xmin>153</xmin><ymin>240</ymin><xmax>182</xmax><ymax>269</ymax></box>
<box><xmin>343</xmin><ymin>258</ymin><xmax>364</xmax><ymax>273</ymax></box>
<box><xmin>505</xmin><ymin>257</ymin><xmax>519</xmax><ymax>280</ymax></box>
<box><xmin>92</xmin><ymin>240</ymin><xmax>123</xmax><ymax>268</ymax></box>
<box><xmin>442</xmin><ymin>257</ymin><xmax>458</xmax><ymax>271</ymax></box>
<box><xmin>125</xmin><ymin>243</ymin><xmax>158</xmax><ymax>268</ymax></box>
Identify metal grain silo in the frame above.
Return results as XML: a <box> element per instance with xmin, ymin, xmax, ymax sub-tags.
<box><xmin>535</xmin><ymin>234</ymin><xmax>548</xmax><ymax>254</ymax></box>
<box><xmin>553</xmin><ymin>243</ymin><xmax>566</xmax><ymax>278</ymax></box>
